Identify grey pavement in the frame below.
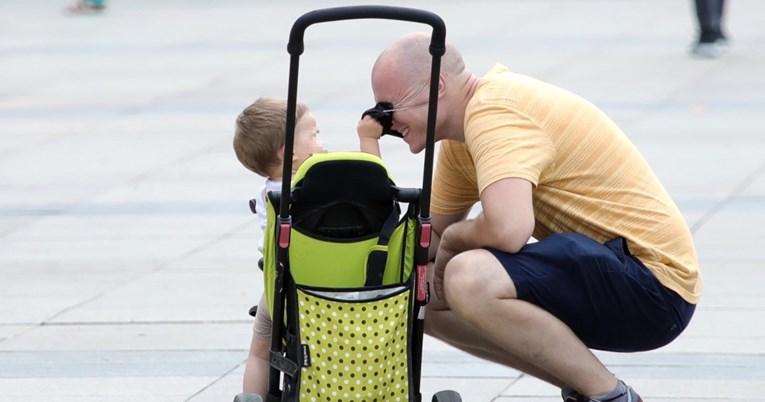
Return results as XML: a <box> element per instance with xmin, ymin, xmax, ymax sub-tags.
<box><xmin>1</xmin><ymin>0</ymin><xmax>763</xmax><ymax>401</ymax></box>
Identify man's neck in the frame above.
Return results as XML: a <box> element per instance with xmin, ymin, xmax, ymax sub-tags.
<box><xmin>445</xmin><ymin>72</ymin><xmax>480</xmax><ymax>142</ymax></box>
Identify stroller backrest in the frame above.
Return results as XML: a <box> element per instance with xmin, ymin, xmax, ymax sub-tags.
<box><xmin>262</xmin><ymin>152</ymin><xmax>417</xmax><ymax>315</ymax></box>
<box><xmin>290</xmin><ymin>153</ymin><xmax>396</xmax><ymax>239</ymax></box>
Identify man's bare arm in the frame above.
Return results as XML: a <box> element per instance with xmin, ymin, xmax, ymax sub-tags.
<box><xmin>432</xmin><ymin>178</ymin><xmax>535</xmax><ymax>300</ymax></box>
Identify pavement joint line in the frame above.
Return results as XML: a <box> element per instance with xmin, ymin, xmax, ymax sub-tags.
<box><xmin>34</xmin><ymin>320</ymin><xmax>254</xmax><ymax>326</ymax></box>
<box><xmin>690</xmin><ymin>161</ymin><xmax>765</xmax><ymax>233</ymax></box>
<box><xmin>0</xmin><ymin>201</ymin><xmax>249</xmax><ymax>216</ymax></box>
<box><xmin>183</xmin><ymin>360</ymin><xmax>246</xmax><ymax>402</ymax></box>
<box><xmin>37</xmin><ymin>268</ymin><xmax>162</xmax><ymax>325</ymax></box>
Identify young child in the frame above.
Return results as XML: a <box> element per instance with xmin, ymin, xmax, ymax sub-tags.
<box><xmin>233</xmin><ymin>97</ymin><xmax>323</xmax><ymax>396</ymax></box>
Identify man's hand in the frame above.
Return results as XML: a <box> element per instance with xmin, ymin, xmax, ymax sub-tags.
<box><xmin>432</xmin><ymin>228</ymin><xmax>459</xmax><ymax>303</ymax></box>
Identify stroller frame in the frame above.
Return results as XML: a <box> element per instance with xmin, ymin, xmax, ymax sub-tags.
<box><xmin>263</xmin><ymin>6</ymin><xmax>456</xmax><ymax>402</ymax></box>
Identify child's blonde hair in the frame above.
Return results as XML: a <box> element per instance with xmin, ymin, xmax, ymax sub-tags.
<box><xmin>233</xmin><ymin>97</ymin><xmax>309</xmax><ymax>177</ymax></box>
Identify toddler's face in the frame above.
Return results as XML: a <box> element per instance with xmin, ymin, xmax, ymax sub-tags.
<box><xmin>293</xmin><ymin>112</ymin><xmax>323</xmax><ymax>172</ymax></box>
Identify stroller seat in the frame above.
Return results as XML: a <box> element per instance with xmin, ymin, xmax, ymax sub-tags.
<box><xmin>262</xmin><ymin>152</ymin><xmax>420</xmax><ymax>401</ymax></box>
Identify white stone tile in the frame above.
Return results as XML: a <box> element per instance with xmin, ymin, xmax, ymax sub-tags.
<box><xmin>186</xmin><ymin>369</ymin><xmax>245</xmax><ymax>402</ymax></box>
<box><xmin>4</xmin><ymin>214</ymin><xmax>247</xmax><ymax>240</ymax></box>
<box><xmin>499</xmin><ymin>375</ymin><xmax>559</xmax><ymax>397</ymax></box>
<box><xmin>47</xmin><ymin>271</ymin><xmax>261</xmax><ymax>323</ymax></box>
<box><xmin>0</xmin><ymin>377</ymin><xmax>217</xmax><ymax>402</ymax></box>
<box><xmin>740</xmin><ymin>167</ymin><xmax>765</xmax><ymax>197</ymax></box>
<box><xmin>626</xmin><ymin>379</ymin><xmax>765</xmax><ymax>400</ymax></box>
<box><xmin>0</xmin><ymin>323</ymin><xmax>252</xmax><ymax>352</ymax></box>
<box><xmin>693</xmin><ymin>203</ymin><xmax>765</xmax><ymax>261</ymax></box>
<box><xmin>0</xmin><ymin>237</ymin><xmax>212</xmax><ymax>267</ymax></box>
<box><xmin>0</xmin><ymin>325</ymin><xmax>34</xmax><ymax>343</ymax></box>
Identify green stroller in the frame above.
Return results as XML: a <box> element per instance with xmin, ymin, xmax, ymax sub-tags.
<box><xmin>235</xmin><ymin>6</ymin><xmax>462</xmax><ymax>402</ymax></box>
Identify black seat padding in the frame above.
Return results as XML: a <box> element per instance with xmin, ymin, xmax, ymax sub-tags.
<box><xmin>290</xmin><ymin>159</ymin><xmax>397</xmax><ymax>239</ymax></box>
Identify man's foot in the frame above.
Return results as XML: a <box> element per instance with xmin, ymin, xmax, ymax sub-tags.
<box><xmin>233</xmin><ymin>393</ymin><xmax>263</xmax><ymax>402</ymax></box>
<box><xmin>691</xmin><ymin>38</ymin><xmax>729</xmax><ymax>59</ymax></box>
<box><xmin>562</xmin><ymin>386</ymin><xmax>580</xmax><ymax>402</ymax></box>
<box><xmin>562</xmin><ymin>383</ymin><xmax>643</xmax><ymax>402</ymax></box>
<box><xmin>65</xmin><ymin>0</ymin><xmax>106</xmax><ymax>14</ymax></box>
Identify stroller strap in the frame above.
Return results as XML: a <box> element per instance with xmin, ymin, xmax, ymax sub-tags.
<box><xmin>365</xmin><ymin>207</ymin><xmax>401</xmax><ymax>286</ymax></box>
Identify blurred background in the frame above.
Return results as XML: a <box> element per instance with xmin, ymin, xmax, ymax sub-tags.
<box><xmin>1</xmin><ymin>1</ymin><xmax>763</xmax><ymax>401</ymax></box>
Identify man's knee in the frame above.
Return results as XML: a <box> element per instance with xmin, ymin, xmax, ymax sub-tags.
<box><xmin>444</xmin><ymin>249</ymin><xmax>516</xmax><ymax>308</ymax></box>
<box><xmin>443</xmin><ymin>251</ymin><xmax>483</xmax><ymax>298</ymax></box>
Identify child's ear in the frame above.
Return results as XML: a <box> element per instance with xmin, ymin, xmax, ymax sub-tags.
<box><xmin>277</xmin><ymin>145</ymin><xmax>285</xmax><ymax>163</ymax></box>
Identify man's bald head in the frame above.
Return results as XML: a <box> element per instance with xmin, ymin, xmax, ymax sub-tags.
<box><xmin>371</xmin><ymin>32</ymin><xmax>466</xmax><ymax>102</ymax></box>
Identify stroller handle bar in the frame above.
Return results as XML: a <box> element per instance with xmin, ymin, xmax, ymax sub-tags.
<box><xmin>287</xmin><ymin>6</ymin><xmax>446</xmax><ymax>56</ymax></box>
<box><xmin>281</xmin><ymin>5</ymin><xmax>445</xmax><ymax>221</ymax></box>
<box><xmin>270</xmin><ymin>8</ymin><xmax>448</xmax><ymax>401</ymax></box>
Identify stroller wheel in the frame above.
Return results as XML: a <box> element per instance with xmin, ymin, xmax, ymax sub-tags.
<box><xmin>432</xmin><ymin>390</ymin><xmax>462</xmax><ymax>402</ymax></box>
<box><xmin>233</xmin><ymin>392</ymin><xmax>263</xmax><ymax>402</ymax></box>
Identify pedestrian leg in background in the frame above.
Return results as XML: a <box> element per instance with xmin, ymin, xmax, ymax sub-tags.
<box><xmin>691</xmin><ymin>0</ymin><xmax>729</xmax><ymax>58</ymax></box>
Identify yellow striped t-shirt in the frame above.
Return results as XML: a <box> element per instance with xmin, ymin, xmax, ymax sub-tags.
<box><xmin>432</xmin><ymin>64</ymin><xmax>701</xmax><ymax>304</ymax></box>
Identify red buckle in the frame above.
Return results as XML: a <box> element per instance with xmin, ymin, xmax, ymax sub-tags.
<box><xmin>279</xmin><ymin>223</ymin><xmax>291</xmax><ymax>248</ymax></box>
<box><xmin>419</xmin><ymin>223</ymin><xmax>431</xmax><ymax>248</ymax></box>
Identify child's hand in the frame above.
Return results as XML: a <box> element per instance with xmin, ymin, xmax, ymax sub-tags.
<box><xmin>357</xmin><ymin>116</ymin><xmax>384</xmax><ymax>140</ymax></box>
<box><xmin>357</xmin><ymin>116</ymin><xmax>383</xmax><ymax>157</ymax></box>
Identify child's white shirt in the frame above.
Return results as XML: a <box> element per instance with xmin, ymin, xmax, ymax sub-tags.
<box><xmin>256</xmin><ymin>179</ymin><xmax>283</xmax><ymax>254</ymax></box>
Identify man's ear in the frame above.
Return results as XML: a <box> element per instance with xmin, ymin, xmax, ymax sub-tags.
<box><xmin>437</xmin><ymin>73</ymin><xmax>447</xmax><ymax>98</ymax></box>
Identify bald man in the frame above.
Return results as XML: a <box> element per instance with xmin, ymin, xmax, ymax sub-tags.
<box><xmin>357</xmin><ymin>32</ymin><xmax>700</xmax><ymax>402</ymax></box>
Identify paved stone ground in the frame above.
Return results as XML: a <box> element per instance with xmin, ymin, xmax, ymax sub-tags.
<box><xmin>1</xmin><ymin>1</ymin><xmax>763</xmax><ymax>401</ymax></box>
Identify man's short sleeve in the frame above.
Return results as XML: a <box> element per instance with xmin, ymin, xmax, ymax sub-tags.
<box><xmin>431</xmin><ymin>141</ymin><xmax>480</xmax><ymax>216</ymax></box>
<box><xmin>465</xmin><ymin>101</ymin><xmax>555</xmax><ymax>193</ymax></box>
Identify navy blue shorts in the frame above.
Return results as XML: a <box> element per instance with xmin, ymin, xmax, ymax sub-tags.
<box><xmin>486</xmin><ymin>233</ymin><xmax>696</xmax><ymax>352</ymax></box>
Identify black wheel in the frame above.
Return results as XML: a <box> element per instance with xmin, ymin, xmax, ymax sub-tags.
<box><xmin>432</xmin><ymin>390</ymin><xmax>462</xmax><ymax>402</ymax></box>
<box><xmin>233</xmin><ymin>392</ymin><xmax>264</xmax><ymax>402</ymax></box>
